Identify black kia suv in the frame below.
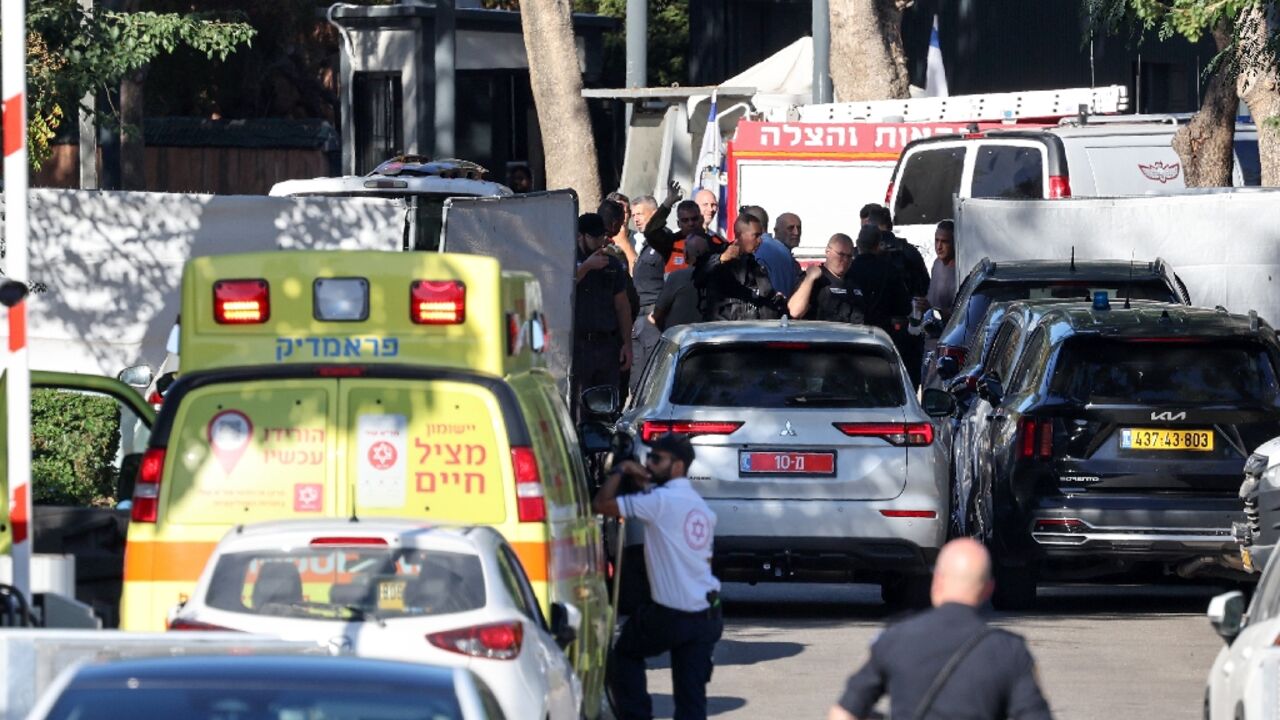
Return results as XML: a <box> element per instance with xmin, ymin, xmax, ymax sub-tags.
<box><xmin>966</xmin><ymin>300</ymin><xmax>1279</xmax><ymax>609</ymax></box>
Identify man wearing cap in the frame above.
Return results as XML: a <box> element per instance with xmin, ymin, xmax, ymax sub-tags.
<box><xmin>594</xmin><ymin>433</ymin><xmax>723</xmax><ymax>720</ymax></box>
<box><xmin>574</xmin><ymin>212</ymin><xmax>633</xmax><ymax>419</ymax></box>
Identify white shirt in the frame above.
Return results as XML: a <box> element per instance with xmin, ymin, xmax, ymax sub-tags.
<box><xmin>619</xmin><ymin>478</ymin><xmax>721</xmax><ymax>611</ymax></box>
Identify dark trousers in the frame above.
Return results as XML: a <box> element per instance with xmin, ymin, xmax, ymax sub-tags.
<box><xmin>628</xmin><ymin>312</ymin><xmax>662</xmax><ymax>398</ymax></box>
<box><xmin>572</xmin><ymin>335</ymin><xmax>621</xmax><ymax>421</ymax></box>
<box><xmin>611</xmin><ymin>601</ymin><xmax>723</xmax><ymax>720</ymax></box>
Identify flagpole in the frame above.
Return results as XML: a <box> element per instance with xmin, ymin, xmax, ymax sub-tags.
<box><xmin>3</xmin><ymin>0</ymin><xmax>34</xmax><ymax>601</ymax></box>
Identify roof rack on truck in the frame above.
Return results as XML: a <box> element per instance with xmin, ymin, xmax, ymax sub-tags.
<box><xmin>767</xmin><ymin>85</ymin><xmax>1130</xmax><ymax>123</ymax></box>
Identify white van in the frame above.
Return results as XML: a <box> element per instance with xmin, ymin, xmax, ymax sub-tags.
<box><xmin>885</xmin><ymin>118</ymin><xmax>1261</xmax><ymax>265</ymax></box>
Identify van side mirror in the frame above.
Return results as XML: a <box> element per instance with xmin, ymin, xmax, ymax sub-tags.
<box><xmin>1208</xmin><ymin>590</ymin><xmax>1246</xmax><ymax>643</ymax></box>
<box><xmin>117</xmin><ymin>365</ymin><xmax>154</xmax><ymax>389</ymax></box>
<box><xmin>921</xmin><ymin>388</ymin><xmax>957</xmax><ymax>418</ymax></box>
<box><xmin>936</xmin><ymin>354</ymin><xmax>960</xmax><ymax>381</ymax></box>
<box><xmin>550</xmin><ymin>602</ymin><xmax>581</xmax><ymax>649</ymax></box>
<box><xmin>977</xmin><ymin>375</ymin><xmax>1004</xmax><ymax>404</ymax></box>
<box><xmin>581</xmin><ymin>385</ymin><xmax>620</xmax><ymax>418</ymax></box>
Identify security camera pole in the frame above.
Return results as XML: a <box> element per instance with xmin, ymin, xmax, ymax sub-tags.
<box><xmin>4</xmin><ymin>0</ymin><xmax>34</xmax><ymax>600</ymax></box>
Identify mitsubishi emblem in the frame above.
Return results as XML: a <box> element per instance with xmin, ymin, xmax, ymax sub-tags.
<box><xmin>780</xmin><ymin>420</ymin><xmax>797</xmax><ymax>437</ymax></box>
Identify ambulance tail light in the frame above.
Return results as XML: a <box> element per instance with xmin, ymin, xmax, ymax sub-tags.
<box><xmin>411</xmin><ymin>280</ymin><xmax>466</xmax><ymax>325</ymax></box>
<box><xmin>309</xmin><ymin>537</ymin><xmax>389</xmax><ymax>546</ymax></box>
<box><xmin>427</xmin><ymin>621</ymin><xmax>523</xmax><ymax>660</ymax></box>
<box><xmin>884</xmin><ymin>181</ymin><xmax>895</xmax><ymax>205</ymax></box>
<box><xmin>511</xmin><ymin>446</ymin><xmax>545</xmax><ymax>523</ymax></box>
<box><xmin>131</xmin><ymin>448</ymin><xmax>166</xmax><ymax>523</ymax></box>
<box><xmin>213</xmin><ymin>280</ymin><xmax>270</xmax><ymax>324</ymax></box>
<box><xmin>1048</xmin><ymin>175</ymin><xmax>1072</xmax><ymax>198</ymax></box>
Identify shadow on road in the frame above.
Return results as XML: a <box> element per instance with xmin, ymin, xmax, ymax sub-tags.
<box><xmin>997</xmin><ymin>582</ymin><xmax>1234</xmax><ymax>619</ymax></box>
<box><xmin>649</xmin><ymin>694</ymin><xmax>747</xmax><ymax>717</ymax></box>
<box><xmin>646</xmin><ymin>638</ymin><xmax>805</xmax><ymax>671</ymax></box>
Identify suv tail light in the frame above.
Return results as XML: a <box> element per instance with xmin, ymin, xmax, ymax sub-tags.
<box><xmin>1048</xmin><ymin>175</ymin><xmax>1072</xmax><ymax>198</ymax></box>
<box><xmin>833</xmin><ymin>422</ymin><xmax>934</xmax><ymax>447</ymax></box>
<box><xmin>168</xmin><ymin>618</ymin><xmax>239</xmax><ymax>631</ymax></box>
<box><xmin>411</xmin><ymin>280</ymin><xmax>466</xmax><ymax>325</ymax></box>
<box><xmin>428</xmin><ymin>621</ymin><xmax>523</xmax><ymax>660</ymax></box>
<box><xmin>213</xmin><ymin>280</ymin><xmax>269</xmax><ymax>324</ymax></box>
<box><xmin>131</xmin><ymin>448</ymin><xmax>166</xmax><ymax>523</ymax></box>
<box><xmin>1019</xmin><ymin>418</ymin><xmax>1054</xmax><ymax>460</ymax></box>
<box><xmin>640</xmin><ymin>420</ymin><xmax>744</xmax><ymax>444</ymax></box>
<box><xmin>511</xmin><ymin>447</ymin><xmax>545</xmax><ymax>522</ymax></box>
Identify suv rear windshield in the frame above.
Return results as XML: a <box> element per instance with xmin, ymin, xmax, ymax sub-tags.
<box><xmin>1049</xmin><ymin>338</ymin><xmax>1280</xmax><ymax>406</ymax></box>
<box><xmin>205</xmin><ymin>546</ymin><xmax>486</xmax><ymax>620</ymax></box>
<box><xmin>671</xmin><ymin>343</ymin><xmax>905</xmax><ymax>408</ymax></box>
<box><xmin>894</xmin><ymin>146</ymin><xmax>966</xmax><ymax>226</ymax></box>
<box><xmin>963</xmin><ymin>279</ymin><xmax>1177</xmax><ymax>344</ymax></box>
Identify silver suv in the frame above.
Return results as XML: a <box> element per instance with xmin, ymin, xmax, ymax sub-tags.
<box><xmin>619</xmin><ymin>320</ymin><xmax>954</xmax><ymax>606</ymax></box>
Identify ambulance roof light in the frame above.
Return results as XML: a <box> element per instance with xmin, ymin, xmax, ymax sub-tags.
<box><xmin>213</xmin><ymin>279</ymin><xmax>270</xmax><ymax>324</ymax></box>
<box><xmin>411</xmin><ymin>280</ymin><xmax>466</xmax><ymax>325</ymax></box>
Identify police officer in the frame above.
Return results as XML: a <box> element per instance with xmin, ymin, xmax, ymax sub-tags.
<box><xmin>827</xmin><ymin>539</ymin><xmax>1053</xmax><ymax>720</ymax></box>
<box><xmin>788</xmin><ymin>233</ymin><xmax>861</xmax><ymax>322</ymax></box>
<box><xmin>845</xmin><ymin>226</ymin><xmax>911</xmax><ymax>336</ymax></box>
<box><xmin>593</xmin><ymin>433</ymin><xmax>723</xmax><ymax>720</ymax></box>
<box><xmin>574</xmin><ymin>212</ymin><xmax>633</xmax><ymax>418</ymax></box>
<box><xmin>696</xmin><ymin>214</ymin><xmax>786</xmax><ymax>321</ymax></box>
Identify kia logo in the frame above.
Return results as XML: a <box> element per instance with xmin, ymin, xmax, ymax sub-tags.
<box><xmin>1151</xmin><ymin>411</ymin><xmax>1187</xmax><ymax>421</ymax></box>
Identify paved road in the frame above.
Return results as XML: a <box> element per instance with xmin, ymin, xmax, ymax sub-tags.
<box><xmin>636</xmin><ymin>581</ymin><xmax>1227</xmax><ymax>719</ymax></box>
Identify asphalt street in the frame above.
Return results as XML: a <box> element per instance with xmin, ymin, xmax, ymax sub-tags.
<box><xmin>637</xmin><ymin>581</ymin><xmax>1228</xmax><ymax>719</ymax></box>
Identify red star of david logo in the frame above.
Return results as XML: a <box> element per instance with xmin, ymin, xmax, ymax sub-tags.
<box><xmin>368</xmin><ymin>441</ymin><xmax>398</xmax><ymax>470</ymax></box>
<box><xmin>684</xmin><ymin>510</ymin><xmax>711</xmax><ymax>550</ymax></box>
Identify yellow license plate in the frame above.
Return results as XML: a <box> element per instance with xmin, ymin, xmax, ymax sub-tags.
<box><xmin>1120</xmin><ymin>428</ymin><xmax>1214</xmax><ymax>451</ymax></box>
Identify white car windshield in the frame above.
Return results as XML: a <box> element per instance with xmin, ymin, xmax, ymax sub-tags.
<box><xmin>204</xmin><ymin>546</ymin><xmax>486</xmax><ymax>621</ymax></box>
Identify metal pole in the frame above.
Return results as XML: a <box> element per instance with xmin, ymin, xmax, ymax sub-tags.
<box><xmin>433</xmin><ymin>0</ymin><xmax>456</xmax><ymax>158</ymax></box>
<box><xmin>626</xmin><ymin>0</ymin><xmax>647</xmax><ymax>89</ymax></box>
<box><xmin>3</xmin><ymin>0</ymin><xmax>34</xmax><ymax>600</ymax></box>
<box><xmin>79</xmin><ymin>0</ymin><xmax>98</xmax><ymax>189</ymax></box>
<box><xmin>812</xmin><ymin>0</ymin><xmax>832</xmax><ymax>103</ymax></box>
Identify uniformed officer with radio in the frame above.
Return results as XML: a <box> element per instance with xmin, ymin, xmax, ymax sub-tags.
<box><xmin>594</xmin><ymin>433</ymin><xmax>723</xmax><ymax>720</ymax></box>
<box><xmin>574</xmin><ymin>212</ymin><xmax>633</xmax><ymax>418</ymax></box>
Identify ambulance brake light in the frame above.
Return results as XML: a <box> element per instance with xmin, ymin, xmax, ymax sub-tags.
<box><xmin>213</xmin><ymin>280</ymin><xmax>270</xmax><ymax>324</ymax></box>
<box><xmin>511</xmin><ymin>446</ymin><xmax>545</xmax><ymax>523</ymax></box>
<box><xmin>131</xmin><ymin>448</ymin><xmax>166</xmax><ymax>523</ymax></box>
<box><xmin>412</xmin><ymin>280</ymin><xmax>466</xmax><ymax>325</ymax></box>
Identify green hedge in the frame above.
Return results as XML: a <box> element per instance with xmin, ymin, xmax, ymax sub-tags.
<box><xmin>31</xmin><ymin>389</ymin><xmax>122</xmax><ymax>507</ymax></box>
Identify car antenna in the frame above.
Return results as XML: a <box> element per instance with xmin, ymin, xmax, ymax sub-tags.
<box><xmin>1124</xmin><ymin>252</ymin><xmax>1134</xmax><ymax>310</ymax></box>
<box><xmin>1070</xmin><ymin>246</ymin><xmax>1075</xmax><ymax>272</ymax></box>
<box><xmin>350</xmin><ymin>485</ymin><xmax>359</xmax><ymax>522</ymax></box>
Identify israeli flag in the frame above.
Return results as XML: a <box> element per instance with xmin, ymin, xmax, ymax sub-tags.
<box><xmin>926</xmin><ymin>15</ymin><xmax>949</xmax><ymax>98</ymax></box>
<box><xmin>696</xmin><ymin>92</ymin><xmax>722</xmax><ymax>194</ymax></box>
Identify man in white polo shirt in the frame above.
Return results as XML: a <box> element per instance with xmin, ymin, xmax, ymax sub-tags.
<box><xmin>594</xmin><ymin>433</ymin><xmax>723</xmax><ymax>720</ymax></box>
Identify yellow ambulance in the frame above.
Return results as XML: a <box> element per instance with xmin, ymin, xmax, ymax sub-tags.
<box><xmin>120</xmin><ymin>251</ymin><xmax>611</xmax><ymax>713</ymax></box>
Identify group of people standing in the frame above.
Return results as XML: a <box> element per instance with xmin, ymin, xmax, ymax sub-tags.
<box><xmin>571</xmin><ymin>184</ymin><xmax>960</xmax><ymax>409</ymax></box>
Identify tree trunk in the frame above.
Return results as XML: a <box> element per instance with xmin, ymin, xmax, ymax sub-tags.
<box><xmin>1236</xmin><ymin>2</ymin><xmax>1280</xmax><ymax>186</ymax></box>
<box><xmin>829</xmin><ymin>0</ymin><xmax>912</xmax><ymax>102</ymax></box>
<box><xmin>120</xmin><ymin>67</ymin><xmax>147</xmax><ymax>191</ymax></box>
<box><xmin>518</xmin><ymin>0</ymin><xmax>602</xmax><ymax>209</ymax></box>
<box><xmin>1171</xmin><ymin>22</ymin><xmax>1237</xmax><ymax>187</ymax></box>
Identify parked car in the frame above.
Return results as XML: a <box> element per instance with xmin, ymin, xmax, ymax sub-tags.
<box><xmin>1206</xmin><ymin>552</ymin><xmax>1280</xmax><ymax>720</ymax></box>
<box><xmin>944</xmin><ymin>299</ymin><xmax>1083</xmax><ymax>538</ymax></box>
<box><xmin>1238</xmin><ymin>439</ymin><xmax>1280</xmax><ymax>573</ymax></box>
<box><xmin>168</xmin><ymin>519</ymin><xmax>582</xmax><ymax>720</ymax></box>
<box><xmin>886</xmin><ymin>118</ymin><xmax>1261</xmax><ymax>254</ymax></box>
<box><xmin>619</xmin><ymin>320</ymin><xmax>955</xmax><ymax>607</ymax></box>
<box><xmin>26</xmin><ymin>655</ymin><xmax>505</xmax><ymax>720</ymax></box>
<box><xmin>923</xmin><ymin>257</ymin><xmax>1190</xmax><ymax>390</ymax></box>
<box><xmin>960</xmin><ymin>300</ymin><xmax>1278</xmax><ymax>609</ymax></box>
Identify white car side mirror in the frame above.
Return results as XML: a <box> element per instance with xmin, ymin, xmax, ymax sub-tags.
<box><xmin>1208</xmin><ymin>590</ymin><xmax>1246</xmax><ymax>643</ymax></box>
